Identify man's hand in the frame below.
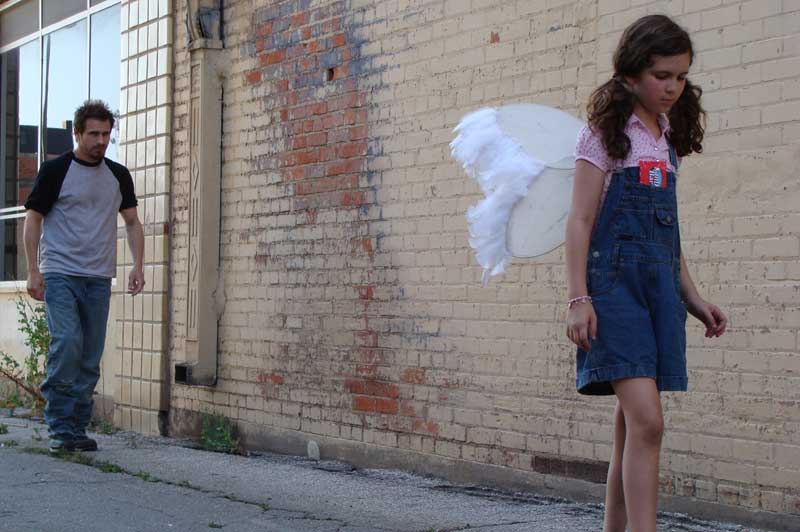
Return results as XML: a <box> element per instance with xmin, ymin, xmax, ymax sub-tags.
<box><xmin>27</xmin><ymin>270</ymin><xmax>45</xmax><ymax>301</ymax></box>
<box><xmin>128</xmin><ymin>268</ymin><xmax>145</xmax><ymax>296</ymax></box>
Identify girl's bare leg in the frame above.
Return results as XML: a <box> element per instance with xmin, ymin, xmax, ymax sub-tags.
<box><xmin>612</xmin><ymin>377</ymin><xmax>663</xmax><ymax>532</ymax></box>
<box><xmin>604</xmin><ymin>400</ymin><xmax>627</xmax><ymax>532</ymax></box>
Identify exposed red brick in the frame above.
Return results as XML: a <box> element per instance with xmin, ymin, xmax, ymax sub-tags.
<box><xmin>333</xmin><ymin>64</ymin><xmax>348</xmax><ymax>79</ymax></box>
<box><xmin>351</xmin><ymin>236</ymin><xmax>373</xmax><ymax>255</ymax></box>
<box><xmin>357</xmin><ymin>348</ymin><xmax>384</xmax><ymax>364</ymax></box>
<box><xmin>338</xmin><ymin>142</ymin><xmax>367</xmax><ymax>159</ymax></box>
<box><xmin>269</xmin><ymin>373</ymin><xmax>284</xmax><ymax>385</ymax></box>
<box><xmin>355</xmin><ymin>285</ymin><xmax>374</xmax><ymax>300</ymax></box>
<box><xmin>412</xmin><ymin>419</ymin><xmax>439</xmax><ymax>436</ymax></box>
<box><xmin>349</xmin><ymin>126</ymin><xmax>368</xmax><ymax>140</ymax></box>
<box><xmin>490</xmin><ymin>31</ymin><xmax>500</xmax><ymax>43</ymax></box>
<box><xmin>291</xmin><ymin>12</ymin><xmax>309</xmax><ymax>26</ymax></box>
<box><xmin>307</xmin><ymin>132</ymin><xmax>328</xmax><ymax>146</ymax></box>
<box><xmin>400</xmin><ymin>401</ymin><xmax>416</xmax><ymax>417</ymax></box>
<box><xmin>296</xmin><ymin>149</ymin><xmax>320</xmax><ymax>165</ymax></box>
<box><xmin>260</xmin><ymin>49</ymin><xmax>286</xmax><ymax>66</ymax></box>
<box><xmin>354</xmin><ymin>330</ymin><xmax>378</xmax><ymax>347</ymax></box>
<box><xmin>401</xmin><ymin>368</ymin><xmax>426</xmax><ymax>384</ymax></box>
<box><xmin>256</xmin><ymin>21</ymin><xmax>273</xmax><ymax>37</ymax></box>
<box><xmin>298</xmin><ymin>56</ymin><xmax>315</xmax><ymax>71</ymax></box>
<box><xmin>326</xmin><ymin>159</ymin><xmax>363</xmax><ymax>176</ymax></box>
<box><xmin>299</xmin><ymin>175</ymin><xmax>357</xmax><ymax>195</ymax></box>
<box><xmin>341</xmin><ymin>191</ymin><xmax>366</xmax><ymax>207</ymax></box>
<box><xmin>308</xmin><ymin>39</ymin><xmax>327</xmax><ymax>53</ymax></box>
<box><xmin>288</xmin><ymin>44</ymin><xmax>308</xmax><ymax>59</ymax></box>
<box><xmin>245</xmin><ymin>70</ymin><xmax>262</xmax><ymax>84</ymax></box>
<box><xmin>344</xmin><ymin>379</ymin><xmax>366</xmax><ymax>395</ymax></box>
<box><xmin>321</xmin><ymin>113</ymin><xmax>344</xmax><ymax>130</ymax></box>
<box><xmin>365</xmin><ymin>380</ymin><xmax>400</xmax><ymax>399</ymax></box>
<box><xmin>291</xmin><ymin>136</ymin><xmax>307</xmax><ymax>150</ymax></box>
<box><xmin>352</xmin><ymin>396</ymin><xmax>376</xmax><ymax>412</ymax></box>
<box><xmin>375</xmin><ymin>398</ymin><xmax>399</xmax><ymax>415</ymax></box>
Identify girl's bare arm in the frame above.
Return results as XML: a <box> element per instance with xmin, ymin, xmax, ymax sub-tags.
<box><xmin>565</xmin><ymin>160</ymin><xmax>607</xmax><ymax>350</ymax></box>
<box><xmin>565</xmin><ymin>160</ymin><xmax>606</xmax><ymax>298</ymax></box>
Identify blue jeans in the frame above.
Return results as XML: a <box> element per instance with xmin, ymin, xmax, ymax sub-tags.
<box><xmin>41</xmin><ymin>273</ymin><xmax>111</xmax><ymax>439</ymax></box>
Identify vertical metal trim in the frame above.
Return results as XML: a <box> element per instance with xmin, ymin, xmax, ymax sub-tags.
<box><xmin>87</xmin><ymin>9</ymin><xmax>92</xmax><ymax>99</ymax></box>
<box><xmin>38</xmin><ymin>0</ymin><xmax>43</xmax><ymax>166</ymax></box>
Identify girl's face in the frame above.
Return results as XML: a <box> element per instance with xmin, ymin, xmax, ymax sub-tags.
<box><xmin>626</xmin><ymin>53</ymin><xmax>691</xmax><ymax>115</ymax></box>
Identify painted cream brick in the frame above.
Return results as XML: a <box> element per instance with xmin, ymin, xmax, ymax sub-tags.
<box><xmin>742</xmin><ymin>38</ymin><xmax>784</xmax><ymax>64</ymax></box>
<box><xmin>700</xmin><ymin>5</ymin><xmax>740</xmax><ymax>30</ymax></box>
<box><xmin>159</xmin><ymin>0</ymin><xmax>800</xmax><ymax>516</ymax></box>
<box><xmin>741</xmin><ymin>0</ymin><xmax>782</xmax><ymax>22</ymax></box>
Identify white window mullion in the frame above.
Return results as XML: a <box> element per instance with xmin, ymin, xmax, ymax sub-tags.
<box><xmin>38</xmin><ymin>0</ymin><xmax>43</xmax><ymax>166</ymax></box>
<box><xmin>86</xmin><ymin>10</ymin><xmax>92</xmax><ymax>100</ymax></box>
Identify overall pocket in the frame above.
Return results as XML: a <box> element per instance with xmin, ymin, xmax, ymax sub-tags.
<box><xmin>586</xmin><ymin>248</ymin><xmax>619</xmax><ymax>296</ymax></box>
<box><xmin>654</xmin><ymin>206</ymin><xmax>677</xmax><ymax>244</ymax></box>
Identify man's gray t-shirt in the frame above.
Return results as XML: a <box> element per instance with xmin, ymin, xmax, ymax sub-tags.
<box><xmin>25</xmin><ymin>152</ymin><xmax>138</xmax><ymax>278</ymax></box>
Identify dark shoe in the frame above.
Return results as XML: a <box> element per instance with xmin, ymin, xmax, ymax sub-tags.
<box><xmin>73</xmin><ymin>437</ymin><xmax>98</xmax><ymax>452</ymax></box>
<box><xmin>49</xmin><ymin>437</ymin><xmax>76</xmax><ymax>453</ymax></box>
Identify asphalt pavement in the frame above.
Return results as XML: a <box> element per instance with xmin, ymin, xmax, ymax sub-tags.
<box><xmin>0</xmin><ymin>414</ymin><xmax>777</xmax><ymax>532</ymax></box>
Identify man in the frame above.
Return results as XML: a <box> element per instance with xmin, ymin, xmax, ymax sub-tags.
<box><xmin>23</xmin><ymin>100</ymin><xmax>144</xmax><ymax>452</ymax></box>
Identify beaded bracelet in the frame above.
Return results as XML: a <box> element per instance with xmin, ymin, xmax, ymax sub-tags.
<box><xmin>567</xmin><ymin>295</ymin><xmax>593</xmax><ymax>309</ymax></box>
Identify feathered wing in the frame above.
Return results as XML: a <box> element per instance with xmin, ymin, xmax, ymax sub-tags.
<box><xmin>450</xmin><ymin>108</ymin><xmax>546</xmax><ymax>284</ymax></box>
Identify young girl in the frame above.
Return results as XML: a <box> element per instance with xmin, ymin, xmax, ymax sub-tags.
<box><xmin>564</xmin><ymin>15</ymin><xmax>728</xmax><ymax>532</ymax></box>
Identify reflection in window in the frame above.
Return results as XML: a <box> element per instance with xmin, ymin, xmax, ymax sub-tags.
<box><xmin>90</xmin><ymin>5</ymin><xmax>121</xmax><ymax>161</ymax></box>
<box><xmin>42</xmin><ymin>0</ymin><xmax>86</xmax><ymax>28</ymax></box>
<box><xmin>43</xmin><ymin>19</ymin><xmax>87</xmax><ymax>160</ymax></box>
<box><xmin>0</xmin><ymin>41</ymin><xmax>40</xmax><ymax>280</ymax></box>
<box><xmin>0</xmin><ymin>0</ymin><xmax>39</xmax><ymax>48</ymax></box>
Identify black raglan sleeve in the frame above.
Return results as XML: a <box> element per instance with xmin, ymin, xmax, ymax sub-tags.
<box><xmin>106</xmin><ymin>159</ymin><xmax>138</xmax><ymax>211</ymax></box>
<box><xmin>24</xmin><ymin>153</ymin><xmax>72</xmax><ymax>216</ymax></box>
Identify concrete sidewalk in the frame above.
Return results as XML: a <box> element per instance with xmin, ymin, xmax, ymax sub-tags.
<box><xmin>0</xmin><ymin>415</ymin><xmax>777</xmax><ymax>532</ymax></box>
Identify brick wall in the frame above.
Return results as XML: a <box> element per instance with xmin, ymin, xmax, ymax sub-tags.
<box><xmin>168</xmin><ymin>0</ymin><xmax>800</xmax><ymax>518</ymax></box>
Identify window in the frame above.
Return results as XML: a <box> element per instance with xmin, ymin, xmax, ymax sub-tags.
<box><xmin>1</xmin><ymin>40</ymin><xmax>39</xmax><ymax>280</ymax></box>
<box><xmin>0</xmin><ymin>0</ymin><xmax>121</xmax><ymax>282</ymax></box>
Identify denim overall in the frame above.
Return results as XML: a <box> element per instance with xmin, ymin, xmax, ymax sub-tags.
<box><xmin>577</xmin><ymin>146</ymin><xmax>687</xmax><ymax>395</ymax></box>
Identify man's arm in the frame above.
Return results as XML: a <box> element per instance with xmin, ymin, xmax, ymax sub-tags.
<box><xmin>120</xmin><ymin>207</ymin><xmax>145</xmax><ymax>296</ymax></box>
<box><xmin>23</xmin><ymin>210</ymin><xmax>45</xmax><ymax>301</ymax></box>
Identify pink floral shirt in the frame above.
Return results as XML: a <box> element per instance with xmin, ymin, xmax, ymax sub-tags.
<box><xmin>575</xmin><ymin>113</ymin><xmax>680</xmax><ymax>209</ymax></box>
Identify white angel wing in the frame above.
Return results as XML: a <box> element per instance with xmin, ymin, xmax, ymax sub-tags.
<box><xmin>450</xmin><ymin>104</ymin><xmax>585</xmax><ymax>284</ymax></box>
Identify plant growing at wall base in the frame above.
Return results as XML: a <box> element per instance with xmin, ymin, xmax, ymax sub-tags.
<box><xmin>200</xmin><ymin>413</ymin><xmax>239</xmax><ymax>454</ymax></box>
<box><xmin>0</xmin><ymin>295</ymin><xmax>49</xmax><ymax>410</ymax></box>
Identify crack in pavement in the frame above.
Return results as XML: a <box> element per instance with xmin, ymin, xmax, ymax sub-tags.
<box><xmin>14</xmin><ymin>446</ymin><xmax>377</xmax><ymax>531</ymax></box>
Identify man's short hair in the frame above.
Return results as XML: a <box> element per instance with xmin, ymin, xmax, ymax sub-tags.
<box><xmin>74</xmin><ymin>100</ymin><xmax>115</xmax><ymax>133</ymax></box>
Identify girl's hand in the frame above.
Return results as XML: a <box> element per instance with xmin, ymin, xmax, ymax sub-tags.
<box><xmin>686</xmin><ymin>295</ymin><xmax>727</xmax><ymax>338</ymax></box>
<box><xmin>567</xmin><ymin>302</ymin><xmax>597</xmax><ymax>351</ymax></box>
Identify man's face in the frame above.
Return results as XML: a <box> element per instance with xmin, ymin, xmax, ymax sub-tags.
<box><xmin>74</xmin><ymin>118</ymin><xmax>112</xmax><ymax>161</ymax></box>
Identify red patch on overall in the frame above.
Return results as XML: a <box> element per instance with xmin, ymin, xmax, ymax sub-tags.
<box><xmin>639</xmin><ymin>159</ymin><xmax>668</xmax><ymax>188</ymax></box>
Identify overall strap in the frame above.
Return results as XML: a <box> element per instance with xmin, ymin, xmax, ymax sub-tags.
<box><xmin>668</xmin><ymin>144</ymin><xmax>678</xmax><ymax>170</ymax></box>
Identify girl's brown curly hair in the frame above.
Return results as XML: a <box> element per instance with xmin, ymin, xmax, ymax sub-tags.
<box><xmin>587</xmin><ymin>15</ymin><xmax>705</xmax><ymax>160</ymax></box>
